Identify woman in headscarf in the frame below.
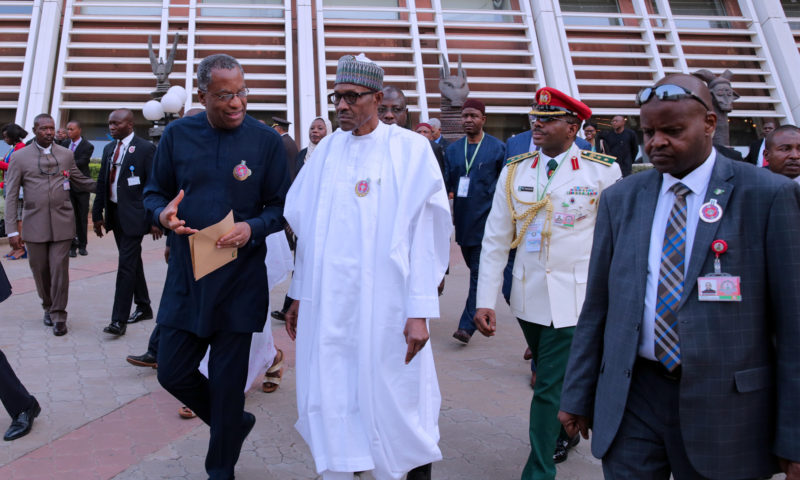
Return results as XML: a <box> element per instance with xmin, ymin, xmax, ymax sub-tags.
<box><xmin>294</xmin><ymin>115</ymin><xmax>332</xmax><ymax>174</ymax></box>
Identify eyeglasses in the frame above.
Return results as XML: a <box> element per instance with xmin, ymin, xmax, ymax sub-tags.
<box><xmin>328</xmin><ymin>90</ymin><xmax>375</xmax><ymax>106</ymax></box>
<box><xmin>636</xmin><ymin>84</ymin><xmax>711</xmax><ymax>111</ymax></box>
<box><xmin>202</xmin><ymin>88</ymin><xmax>249</xmax><ymax>102</ymax></box>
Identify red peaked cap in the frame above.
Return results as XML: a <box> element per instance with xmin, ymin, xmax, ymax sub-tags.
<box><xmin>530</xmin><ymin>87</ymin><xmax>592</xmax><ymax>121</ymax></box>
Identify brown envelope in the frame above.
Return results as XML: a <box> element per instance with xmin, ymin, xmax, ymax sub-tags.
<box><xmin>189</xmin><ymin>210</ymin><xmax>238</xmax><ymax>281</ymax></box>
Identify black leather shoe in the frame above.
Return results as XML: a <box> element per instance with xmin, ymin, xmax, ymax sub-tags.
<box><xmin>68</xmin><ymin>248</ymin><xmax>77</xmax><ymax>258</ymax></box>
<box><xmin>103</xmin><ymin>321</ymin><xmax>126</xmax><ymax>336</ymax></box>
<box><xmin>238</xmin><ymin>411</ymin><xmax>256</xmax><ymax>452</ymax></box>
<box><xmin>127</xmin><ymin>308</ymin><xmax>153</xmax><ymax>324</ymax></box>
<box><xmin>452</xmin><ymin>329</ymin><xmax>472</xmax><ymax>344</ymax></box>
<box><xmin>53</xmin><ymin>322</ymin><xmax>67</xmax><ymax>336</ymax></box>
<box><xmin>407</xmin><ymin>463</ymin><xmax>432</xmax><ymax>480</ymax></box>
<box><xmin>270</xmin><ymin>310</ymin><xmax>286</xmax><ymax>321</ymax></box>
<box><xmin>43</xmin><ymin>312</ymin><xmax>53</xmax><ymax>327</ymax></box>
<box><xmin>553</xmin><ymin>434</ymin><xmax>580</xmax><ymax>464</ymax></box>
<box><xmin>78</xmin><ymin>248</ymin><xmax>88</xmax><ymax>256</ymax></box>
<box><xmin>4</xmin><ymin>398</ymin><xmax>40</xmax><ymax>441</ymax></box>
<box><xmin>126</xmin><ymin>352</ymin><xmax>157</xmax><ymax>368</ymax></box>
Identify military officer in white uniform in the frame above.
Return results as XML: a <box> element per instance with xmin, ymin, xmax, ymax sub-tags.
<box><xmin>473</xmin><ymin>87</ymin><xmax>622</xmax><ymax>480</ymax></box>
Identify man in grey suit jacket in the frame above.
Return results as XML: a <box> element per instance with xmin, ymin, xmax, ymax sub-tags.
<box><xmin>5</xmin><ymin>114</ymin><xmax>96</xmax><ymax>336</ymax></box>
<box><xmin>559</xmin><ymin>74</ymin><xmax>800</xmax><ymax>479</ymax></box>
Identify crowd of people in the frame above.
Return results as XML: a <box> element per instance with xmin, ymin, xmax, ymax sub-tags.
<box><xmin>0</xmin><ymin>51</ymin><xmax>798</xmax><ymax>480</ymax></box>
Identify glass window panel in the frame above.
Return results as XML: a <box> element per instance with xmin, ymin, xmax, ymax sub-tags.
<box><xmin>782</xmin><ymin>0</ymin><xmax>800</xmax><ymax>29</ymax></box>
<box><xmin>0</xmin><ymin>5</ymin><xmax>33</xmax><ymax>14</ymax></box>
<box><xmin>322</xmin><ymin>0</ymin><xmax>399</xmax><ymax>20</ymax></box>
<box><xmin>80</xmin><ymin>0</ymin><xmax>161</xmax><ymax>16</ymax></box>
<box><xmin>199</xmin><ymin>0</ymin><xmax>283</xmax><ymax>18</ymax></box>
<box><xmin>669</xmin><ymin>0</ymin><xmax>730</xmax><ymax>29</ymax></box>
<box><xmin>559</xmin><ymin>0</ymin><xmax>621</xmax><ymax>26</ymax></box>
<box><xmin>440</xmin><ymin>0</ymin><xmax>512</xmax><ymax>22</ymax></box>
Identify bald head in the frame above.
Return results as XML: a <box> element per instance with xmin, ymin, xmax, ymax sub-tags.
<box><xmin>378</xmin><ymin>86</ymin><xmax>408</xmax><ymax>127</ymax></box>
<box><xmin>640</xmin><ymin>74</ymin><xmax>717</xmax><ymax>178</ymax></box>
<box><xmin>655</xmin><ymin>74</ymin><xmax>714</xmax><ymax>114</ymax></box>
<box><xmin>109</xmin><ymin>108</ymin><xmax>134</xmax><ymax>140</ymax></box>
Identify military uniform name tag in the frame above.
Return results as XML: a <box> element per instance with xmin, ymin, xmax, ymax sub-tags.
<box><xmin>457</xmin><ymin>176</ymin><xmax>470</xmax><ymax>197</ymax></box>
<box><xmin>127</xmin><ymin>176</ymin><xmax>141</xmax><ymax>186</ymax></box>
<box><xmin>62</xmin><ymin>180</ymin><xmax>70</xmax><ymax>191</ymax></box>
<box><xmin>525</xmin><ymin>220</ymin><xmax>544</xmax><ymax>252</ymax></box>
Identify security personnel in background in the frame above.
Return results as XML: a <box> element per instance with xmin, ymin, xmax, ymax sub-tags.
<box><xmin>272</xmin><ymin>116</ymin><xmax>299</xmax><ymax>180</ymax></box>
<box><xmin>473</xmin><ymin>87</ymin><xmax>621</xmax><ymax>480</ymax></box>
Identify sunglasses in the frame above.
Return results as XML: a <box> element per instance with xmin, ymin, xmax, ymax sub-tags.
<box><xmin>636</xmin><ymin>84</ymin><xmax>711</xmax><ymax>111</ymax></box>
<box><xmin>529</xmin><ymin>114</ymin><xmax>569</xmax><ymax>124</ymax></box>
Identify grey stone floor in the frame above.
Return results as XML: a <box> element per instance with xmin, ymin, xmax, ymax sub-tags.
<box><xmin>0</xmin><ymin>235</ymin><xmax>782</xmax><ymax>479</ymax></box>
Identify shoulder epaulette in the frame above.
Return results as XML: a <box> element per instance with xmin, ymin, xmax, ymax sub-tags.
<box><xmin>580</xmin><ymin>150</ymin><xmax>617</xmax><ymax>167</ymax></box>
<box><xmin>506</xmin><ymin>151</ymin><xmax>537</xmax><ymax>166</ymax></box>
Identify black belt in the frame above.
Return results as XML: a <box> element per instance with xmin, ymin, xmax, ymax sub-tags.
<box><xmin>635</xmin><ymin>357</ymin><xmax>682</xmax><ymax>381</ymax></box>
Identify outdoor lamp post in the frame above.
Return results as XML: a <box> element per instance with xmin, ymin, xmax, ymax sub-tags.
<box><xmin>143</xmin><ymin>85</ymin><xmax>187</xmax><ymax>145</ymax></box>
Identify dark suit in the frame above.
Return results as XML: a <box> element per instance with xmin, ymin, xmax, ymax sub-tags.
<box><xmin>744</xmin><ymin>138</ymin><xmax>764</xmax><ymax>165</ymax></box>
<box><xmin>561</xmin><ymin>154</ymin><xmax>800</xmax><ymax>479</ymax></box>
<box><xmin>92</xmin><ymin>135</ymin><xmax>156</xmax><ymax>324</ymax></box>
<box><xmin>281</xmin><ymin>133</ymin><xmax>299</xmax><ymax>180</ymax></box>
<box><xmin>0</xmin><ymin>264</ymin><xmax>34</xmax><ymax>420</ymax></box>
<box><xmin>66</xmin><ymin>138</ymin><xmax>94</xmax><ymax>250</ymax></box>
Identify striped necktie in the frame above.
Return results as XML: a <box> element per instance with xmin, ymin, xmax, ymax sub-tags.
<box><xmin>654</xmin><ymin>182</ymin><xmax>690</xmax><ymax>372</ymax></box>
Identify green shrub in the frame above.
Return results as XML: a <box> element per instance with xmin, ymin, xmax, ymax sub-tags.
<box><xmin>89</xmin><ymin>161</ymin><xmax>102</xmax><ymax>181</ymax></box>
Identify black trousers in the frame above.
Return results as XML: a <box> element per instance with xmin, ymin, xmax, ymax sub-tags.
<box><xmin>146</xmin><ymin>324</ymin><xmax>160</xmax><ymax>356</ymax></box>
<box><xmin>157</xmin><ymin>325</ymin><xmax>252</xmax><ymax>479</ymax></box>
<box><xmin>69</xmin><ymin>191</ymin><xmax>90</xmax><ymax>250</ymax></box>
<box><xmin>0</xmin><ymin>349</ymin><xmax>34</xmax><ymax>419</ymax></box>
<box><xmin>109</xmin><ymin>203</ymin><xmax>150</xmax><ymax>323</ymax></box>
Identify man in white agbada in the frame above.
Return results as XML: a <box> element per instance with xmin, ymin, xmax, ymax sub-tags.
<box><xmin>284</xmin><ymin>54</ymin><xmax>451</xmax><ymax>480</ymax></box>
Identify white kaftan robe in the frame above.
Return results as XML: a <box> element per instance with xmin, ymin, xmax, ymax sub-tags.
<box><xmin>284</xmin><ymin>121</ymin><xmax>451</xmax><ymax>479</ymax></box>
<box><xmin>199</xmin><ymin>231</ymin><xmax>293</xmax><ymax>391</ymax></box>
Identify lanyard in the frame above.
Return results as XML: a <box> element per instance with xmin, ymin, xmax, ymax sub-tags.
<box><xmin>535</xmin><ymin>150</ymin><xmax>569</xmax><ymax>201</ymax></box>
<box><xmin>464</xmin><ymin>132</ymin><xmax>485</xmax><ymax>176</ymax></box>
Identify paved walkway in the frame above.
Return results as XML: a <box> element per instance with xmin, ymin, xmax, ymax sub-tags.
<box><xmin>0</xmin><ymin>234</ymin><xmax>782</xmax><ymax>479</ymax></box>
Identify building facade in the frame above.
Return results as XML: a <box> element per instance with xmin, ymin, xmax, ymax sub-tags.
<box><xmin>2</xmin><ymin>0</ymin><xmax>800</xmax><ymax>150</ymax></box>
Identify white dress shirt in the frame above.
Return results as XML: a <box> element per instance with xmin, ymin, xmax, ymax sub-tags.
<box><xmin>639</xmin><ymin>149</ymin><xmax>717</xmax><ymax>360</ymax></box>
<box><xmin>110</xmin><ymin>132</ymin><xmax>134</xmax><ymax>203</ymax></box>
<box><xmin>756</xmin><ymin>139</ymin><xmax>767</xmax><ymax>168</ymax></box>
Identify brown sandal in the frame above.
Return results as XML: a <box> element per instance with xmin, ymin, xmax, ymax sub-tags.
<box><xmin>262</xmin><ymin>349</ymin><xmax>284</xmax><ymax>393</ymax></box>
<box><xmin>178</xmin><ymin>405</ymin><xmax>196</xmax><ymax>419</ymax></box>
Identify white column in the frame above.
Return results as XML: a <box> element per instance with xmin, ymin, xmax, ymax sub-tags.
<box><xmin>283</xmin><ymin>0</ymin><xmax>296</xmax><ymax>139</ymax></box>
<box><xmin>529</xmin><ymin>0</ymin><xmax>573</xmax><ymax>93</ymax></box>
<box><xmin>296</xmin><ymin>0</ymin><xmax>316</xmax><ymax>148</ymax></box>
<box><xmin>15</xmin><ymin>0</ymin><xmax>44</xmax><ymax>126</ymax></box>
<box><xmin>23</xmin><ymin>0</ymin><xmax>62</xmax><ymax>129</ymax></box>
<box><xmin>185</xmin><ymin>0</ymin><xmax>198</xmax><ymax>111</ymax></box>
<box><xmin>407</xmin><ymin>0</ymin><xmax>429</xmax><ymax>118</ymax></box>
<box><xmin>750</xmin><ymin>0</ymin><xmax>800</xmax><ymax>124</ymax></box>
